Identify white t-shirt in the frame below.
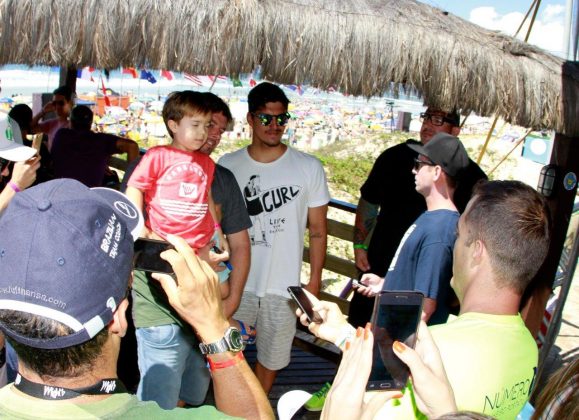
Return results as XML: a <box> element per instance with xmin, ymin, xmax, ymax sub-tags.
<box><xmin>219</xmin><ymin>147</ymin><xmax>330</xmax><ymax>297</ymax></box>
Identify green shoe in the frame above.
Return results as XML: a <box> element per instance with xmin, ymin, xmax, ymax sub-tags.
<box><xmin>304</xmin><ymin>382</ymin><xmax>332</xmax><ymax>411</ymax></box>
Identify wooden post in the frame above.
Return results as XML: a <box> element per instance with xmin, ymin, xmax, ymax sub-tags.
<box><xmin>521</xmin><ymin>132</ymin><xmax>579</xmax><ymax>336</ymax></box>
<box><xmin>59</xmin><ymin>66</ymin><xmax>77</xmax><ymax>94</ymax></box>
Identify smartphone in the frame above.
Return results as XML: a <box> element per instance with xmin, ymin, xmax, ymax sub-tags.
<box><xmin>287</xmin><ymin>286</ymin><xmax>323</xmax><ymax>323</ymax></box>
<box><xmin>367</xmin><ymin>291</ymin><xmax>424</xmax><ymax>390</ymax></box>
<box><xmin>133</xmin><ymin>238</ymin><xmax>174</xmax><ymax>274</ymax></box>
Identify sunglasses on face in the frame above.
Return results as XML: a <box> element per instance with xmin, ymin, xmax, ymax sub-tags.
<box><xmin>419</xmin><ymin>112</ymin><xmax>454</xmax><ymax>127</ymax></box>
<box><xmin>53</xmin><ymin>100</ymin><xmax>66</xmax><ymax>107</ymax></box>
<box><xmin>252</xmin><ymin>112</ymin><xmax>291</xmax><ymax>127</ymax></box>
<box><xmin>413</xmin><ymin>157</ymin><xmax>436</xmax><ymax>171</ymax></box>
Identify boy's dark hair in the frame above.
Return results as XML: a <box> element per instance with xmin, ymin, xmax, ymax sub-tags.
<box><xmin>162</xmin><ymin>91</ymin><xmax>211</xmax><ymax>138</ymax></box>
<box><xmin>247</xmin><ymin>82</ymin><xmax>289</xmax><ymax>113</ymax></box>
<box><xmin>53</xmin><ymin>85</ymin><xmax>74</xmax><ymax>102</ymax></box>
<box><xmin>8</xmin><ymin>104</ymin><xmax>33</xmax><ymax>132</ymax></box>
<box><xmin>203</xmin><ymin>92</ymin><xmax>232</xmax><ymax>122</ymax></box>
<box><xmin>70</xmin><ymin>105</ymin><xmax>94</xmax><ymax>130</ymax></box>
<box><xmin>0</xmin><ymin>310</ymin><xmax>109</xmax><ymax>379</ymax></box>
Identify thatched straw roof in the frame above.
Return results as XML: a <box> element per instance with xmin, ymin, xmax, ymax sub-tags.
<box><xmin>1</xmin><ymin>0</ymin><xmax>579</xmax><ymax>135</ymax></box>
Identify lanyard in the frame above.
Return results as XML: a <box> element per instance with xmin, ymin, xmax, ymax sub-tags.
<box><xmin>14</xmin><ymin>373</ymin><xmax>126</xmax><ymax>400</ymax></box>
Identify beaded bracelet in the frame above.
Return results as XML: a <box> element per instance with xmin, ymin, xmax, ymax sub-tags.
<box><xmin>207</xmin><ymin>351</ymin><xmax>244</xmax><ymax>372</ymax></box>
<box><xmin>214</xmin><ymin>223</ymin><xmax>221</xmax><ymax>230</ymax></box>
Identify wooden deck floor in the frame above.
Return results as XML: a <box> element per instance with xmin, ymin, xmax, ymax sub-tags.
<box><xmin>204</xmin><ymin>329</ymin><xmax>340</xmax><ymax>419</ymax></box>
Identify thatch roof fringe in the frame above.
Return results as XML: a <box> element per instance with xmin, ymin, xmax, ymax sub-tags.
<box><xmin>1</xmin><ymin>0</ymin><xmax>578</xmax><ymax>135</ymax></box>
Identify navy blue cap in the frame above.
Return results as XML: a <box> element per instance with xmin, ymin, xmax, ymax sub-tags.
<box><xmin>0</xmin><ymin>179</ymin><xmax>143</xmax><ymax>349</ymax></box>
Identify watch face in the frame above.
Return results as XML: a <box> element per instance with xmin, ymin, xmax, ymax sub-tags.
<box><xmin>228</xmin><ymin>328</ymin><xmax>245</xmax><ymax>351</ymax></box>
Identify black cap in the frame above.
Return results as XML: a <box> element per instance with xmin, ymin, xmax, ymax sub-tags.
<box><xmin>408</xmin><ymin>133</ymin><xmax>469</xmax><ymax>178</ymax></box>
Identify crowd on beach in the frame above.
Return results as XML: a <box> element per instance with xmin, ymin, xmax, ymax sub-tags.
<box><xmin>0</xmin><ymin>81</ymin><xmax>575</xmax><ymax>420</ymax></box>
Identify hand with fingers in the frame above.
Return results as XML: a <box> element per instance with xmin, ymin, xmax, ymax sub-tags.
<box><xmin>393</xmin><ymin>321</ymin><xmax>457</xmax><ymax>418</ymax></box>
<box><xmin>295</xmin><ymin>288</ymin><xmax>352</xmax><ymax>345</ymax></box>
<box><xmin>321</xmin><ymin>324</ymin><xmax>403</xmax><ymax>420</ymax></box>
<box><xmin>11</xmin><ymin>155</ymin><xmax>41</xmax><ymax>190</ymax></box>
<box><xmin>354</xmin><ymin>273</ymin><xmax>384</xmax><ymax>297</ymax></box>
<box><xmin>150</xmin><ymin>234</ymin><xmax>230</xmax><ymax>343</ymax></box>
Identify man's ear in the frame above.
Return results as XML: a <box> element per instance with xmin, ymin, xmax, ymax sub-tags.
<box><xmin>108</xmin><ymin>298</ymin><xmax>129</xmax><ymax>338</ymax></box>
<box><xmin>451</xmin><ymin>126</ymin><xmax>460</xmax><ymax>136</ymax></box>
<box><xmin>246</xmin><ymin>112</ymin><xmax>253</xmax><ymax>125</ymax></box>
<box><xmin>432</xmin><ymin>165</ymin><xmax>443</xmax><ymax>181</ymax></box>
<box><xmin>472</xmin><ymin>239</ymin><xmax>485</xmax><ymax>262</ymax></box>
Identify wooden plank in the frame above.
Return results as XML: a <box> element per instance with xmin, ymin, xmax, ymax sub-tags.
<box><xmin>327</xmin><ymin>219</ymin><xmax>354</xmax><ymax>241</ymax></box>
<box><xmin>303</xmin><ymin>248</ymin><xmax>358</xmax><ymax>279</ymax></box>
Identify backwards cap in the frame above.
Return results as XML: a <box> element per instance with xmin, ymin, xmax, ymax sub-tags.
<box><xmin>0</xmin><ymin>179</ymin><xmax>143</xmax><ymax>349</ymax></box>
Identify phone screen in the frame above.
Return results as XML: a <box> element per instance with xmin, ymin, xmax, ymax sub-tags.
<box><xmin>133</xmin><ymin>238</ymin><xmax>174</xmax><ymax>274</ymax></box>
<box><xmin>368</xmin><ymin>292</ymin><xmax>423</xmax><ymax>390</ymax></box>
<box><xmin>287</xmin><ymin>286</ymin><xmax>322</xmax><ymax>323</ymax></box>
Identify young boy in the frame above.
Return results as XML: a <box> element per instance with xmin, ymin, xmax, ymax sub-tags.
<box><xmin>126</xmin><ymin>91</ymin><xmax>230</xmax><ymax>408</ymax></box>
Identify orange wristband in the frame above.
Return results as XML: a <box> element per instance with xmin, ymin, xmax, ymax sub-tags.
<box><xmin>207</xmin><ymin>351</ymin><xmax>244</xmax><ymax>372</ymax></box>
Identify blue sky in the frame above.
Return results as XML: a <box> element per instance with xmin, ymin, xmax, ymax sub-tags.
<box><xmin>419</xmin><ymin>0</ymin><xmax>568</xmax><ymax>56</ymax></box>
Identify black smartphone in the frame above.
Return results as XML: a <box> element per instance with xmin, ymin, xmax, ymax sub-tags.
<box><xmin>287</xmin><ymin>286</ymin><xmax>323</xmax><ymax>323</ymax></box>
<box><xmin>133</xmin><ymin>238</ymin><xmax>175</xmax><ymax>274</ymax></box>
<box><xmin>367</xmin><ymin>291</ymin><xmax>424</xmax><ymax>390</ymax></box>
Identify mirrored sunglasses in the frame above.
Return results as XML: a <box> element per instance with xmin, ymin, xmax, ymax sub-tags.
<box><xmin>252</xmin><ymin>112</ymin><xmax>291</xmax><ymax>127</ymax></box>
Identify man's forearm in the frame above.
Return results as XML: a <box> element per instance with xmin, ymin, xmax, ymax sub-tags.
<box><xmin>306</xmin><ymin>205</ymin><xmax>328</xmax><ymax>297</ymax></box>
<box><xmin>222</xmin><ymin>230</ymin><xmax>251</xmax><ymax>318</ymax></box>
<box><xmin>211</xmin><ymin>354</ymin><xmax>274</xmax><ymax>419</ymax></box>
<box><xmin>353</xmin><ymin>197</ymin><xmax>379</xmax><ymax>245</ymax></box>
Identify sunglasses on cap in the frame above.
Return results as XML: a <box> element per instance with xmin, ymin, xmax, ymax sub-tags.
<box><xmin>419</xmin><ymin>112</ymin><xmax>455</xmax><ymax>127</ymax></box>
<box><xmin>251</xmin><ymin>112</ymin><xmax>291</xmax><ymax>127</ymax></box>
<box><xmin>413</xmin><ymin>157</ymin><xmax>436</xmax><ymax>171</ymax></box>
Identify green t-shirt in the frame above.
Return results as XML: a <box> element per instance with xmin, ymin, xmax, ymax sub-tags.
<box><xmin>376</xmin><ymin>312</ymin><xmax>538</xmax><ymax>420</ymax></box>
<box><xmin>132</xmin><ymin>269</ymin><xmax>188</xmax><ymax>329</ymax></box>
<box><xmin>0</xmin><ymin>385</ymin><xmax>239</xmax><ymax>419</ymax></box>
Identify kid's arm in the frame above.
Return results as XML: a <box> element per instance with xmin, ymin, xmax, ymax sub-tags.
<box><xmin>125</xmin><ymin>186</ymin><xmax>152</xmax><ymax>238</ymax></box>
<box><xmin>208</xmin><ymin>189</ymin><xmax>230</xmax><ymax>254</ymax></box>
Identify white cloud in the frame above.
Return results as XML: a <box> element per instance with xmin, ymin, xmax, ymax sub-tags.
<box><xmin>469</xmin><ymin>6</ymin><xmax>565</xmax><ymax>57</ymax></box>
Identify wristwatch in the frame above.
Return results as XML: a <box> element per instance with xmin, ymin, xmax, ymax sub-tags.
<box><xmin>199</xmin><ymin>327</ymin><xmax>244</xmax><ymax>355</ymax></box>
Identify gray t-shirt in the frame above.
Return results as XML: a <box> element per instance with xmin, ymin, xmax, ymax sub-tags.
<box><xmin>212</xmin><ymin>164</ymin><xmax>252</xmax><ymax>235</ymax></box>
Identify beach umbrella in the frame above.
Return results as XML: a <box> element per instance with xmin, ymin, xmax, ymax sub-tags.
<box><xmin>106</xmin><ymin>106</ymin><xmax>128</xmax><ymax>118</ymax></box>
<box><xmin>129</xmin><ymin>101</ymin><xmax>146</xmax><ymax>111</ymax></box>
<box><xmin>0</xmin><ymin>0</ymin><xmax>578</xmax><ymax>136</ymax></box>
<box><xmin>148</xmin><ymin>101</ymin><xmax>164</xmax><ymax>112</ymax></box>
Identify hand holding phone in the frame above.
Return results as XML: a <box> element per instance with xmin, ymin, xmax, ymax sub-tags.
<box><xmin>367</xmin><ymin>291</ymin><xmax>423</xmax><ymax>390</ymax></box>
<box><xmin>287</xmin><ymin>286</ymin><xmax>323</xmax><ymax>323</ymax></box>
<box><xmin>134</xmin><ymin>238</ymin><xmax>175</xmax><ymax>274</ymax></box>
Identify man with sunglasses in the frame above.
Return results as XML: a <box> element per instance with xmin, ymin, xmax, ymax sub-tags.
<box><xmin>349</xmin><ymin>107</ymin><xmax>486</xmax><ymax>328</ymax></box>
<box><xmin>356</xmin><ymin>133</ymin><xmax>470</xmax><ymax>325</ymax></box>
<box><xmin>219</xmin><ymin>82</ymin><xmax>330</xmax><ymax>394</ymax></box>
<box><xmin>31</xmin><ymin>85</ymin><xmax>74</xmax><ymax>152</ymax></box>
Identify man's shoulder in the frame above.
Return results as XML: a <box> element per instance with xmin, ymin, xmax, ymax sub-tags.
<box><xmin>215</xmin><ymin>163</ymin><xmax>235</xmax><ymax>179</ymax></box>
<box><xmin>219</xmin><ymin>147</ymin><xmax>248</xmax><ymax>162</ymax></box>
<box><xmin>286</xmin><ymin>147</ymin><xmax>324</xmax><ymax>168</ymax></box>
<box><xmin>372</xmin><ymin>140</ymin><xmax>417</xmax><ymax>167</ymax></box>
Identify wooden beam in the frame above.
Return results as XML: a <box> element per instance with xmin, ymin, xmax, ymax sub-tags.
<box><xmin>303</xmin><ymin>247</ymin><xmax>358</xmax><ymax>279</ymax></box>
<box><xmin>59</xmin><ymin>66</ymin><xmax>77</xmax><ymax>94</ymax></box>
<box><xmin>521</xmin><ymin>132</ymin><xmax>579</xmax><ymax>337</ymax></box>
<box><xmin>327</xmin><ymin>219</ymin><xmax>354</xmax><ymax>241</ymax></box>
